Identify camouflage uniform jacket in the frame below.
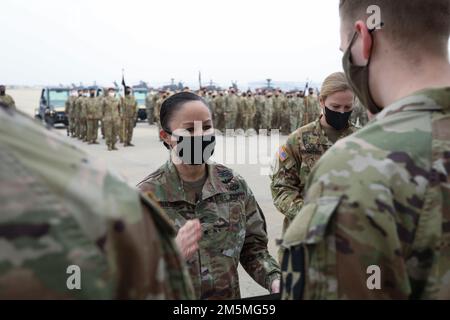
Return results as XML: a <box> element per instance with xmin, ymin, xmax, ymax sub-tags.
<box><xmin>138</xmin><ymin>161</ymin><xmax>281</xmax><ymax>300</ymax></box>
<box><xmin>102</xmin><ymin>96</ymin><xmax>121</xmax><ymax>121</ymax></box>
<box><xmin>65</xmin><ymin>96</ymin><xmax>77</xmax><ymax>118</ymax></box>
<box><xmin>304</xmin><ymin>96</ymin><xmax>321</xmax><ymax>125</ymax></box>
<box><xmin>85</xmin><ymin>96</ymin><xmax>101</xmax><ymax>120</ymax></box>
<box><xmin>271</xmin><ymin>117</ymin><xmax>357</xmax><ymax>235</ymax></box>
<box><xmin>0</xmin><ymin>107</ymin><xmax>194</xmax><ymax>299</ymax></box>
<box><xmin>0</xmin><ymin>94</ymin><xmax>16</xmax><ymax>110</ymax></box>
<box><xmin>225</xmin><ymin>94</ymin><xmax>239</xmax><ymax>114</ymax></box>
<box><xmin>74</xmin><ymin>96</ymin><xmax>85</xmax><ymax>120</ymax></box>
<box><xmin>121</xmin><ymin>95</ymin><xmax>138</xmax><ymax>119</ymax></box>
<box><xmin>281</xmin><ymin>87</ymin><xmax>450</xmax><ymax>299</ymax></box>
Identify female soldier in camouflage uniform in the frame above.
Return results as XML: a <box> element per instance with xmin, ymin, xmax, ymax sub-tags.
<box><xmin>270</xmin><ymin>72</ymin><xmax>358</xmax><ymax>261</ymax></box>
<box><xmin>138</xmin><ymin>92</ymin><xmax>281</xmax><ymax>300</ymax></box>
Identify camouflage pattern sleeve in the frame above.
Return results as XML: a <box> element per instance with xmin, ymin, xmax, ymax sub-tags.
<box><xmin>111</xmin><ymin>193</ymin><xmax>195</xmax><ymax>300</ymax></box>
<box><xmin>281</xmin><ymin>88</ymin><xmax>450</xmax><ymax>299</ymax></box>
<box><xmin>238</xmin><ymin>176</ymin><xmax>281</xmax><ymax>291</ymax></box>
<box><xmin>270</xmin><ymin>136</ymin><xmax>305</xmax><ymax>222</ymax></box>
<box><xmin>0</xmin><ymin>108</ymin><xmax>194</xmax><ymax>299</ymax></box>
<box><xmin>280</xmin><ymin>137</ymin><xmax>420</xmax><ymax>299</ymax></box>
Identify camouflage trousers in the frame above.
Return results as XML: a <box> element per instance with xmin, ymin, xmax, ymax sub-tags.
<box><xmin>225</xmin><ymin>113</ymin><xmax>236</xmax><ymax>130</ymax></box>
<box><xmin>271</xmin><ymin>111</ymin><xmax>281</xmax><ymax>130</ymax></box>
<box><xmin>87</xmin><ymin>119</ymin><xmax>99</xmax><ymax>143</ymax></box>
<box><xmin>103</xmin><ymin>119</ymin><xmax>119</xmax><ymax>149</ymax></box>
<box><xmin>253</xmin><ymin>112</ymin><xmax>261</xmax><ymax>132</ymax></box>
<box><xmin>235</xmin><ymin>113</ymin><xmax>243</xmax><ymax>129</ymax></box>
<box><xmin>290</xmin><ymin>116</ymin><xmax>299</xmax><ymax>133</ymax></box>
<box><xmin>146</xmin><ymin>107</ymin><xmax>154</xmax><ymax>124</ymax></box>
<box><xmin>123</xmin><ymin>117</ymin><xmax>135</xmax><ymax>145</ymax></box>
<box><xmin>73</xmin><ymin>117</ymin><xmax>80</xmax><ymax>138</ymax></box>
<box><xmin>259</xmin><ymin>113</ymin><xmax>271</xmax><ymax>130</ymax></box>
<box><xmin>243</xmin><ymin>115</ymin><xmax>254</xmax><ymax>131</ymax></box>
<box><xmin>214</xmin><ymin>114</ymin><xmax>225</xmax><ymax>132</ymax></box>
<box><xmin>280</xmin><ymin>113</ymin><xmax>291</xmax><ymax>135</ymax></box>
<box><xmin>118</xmin><ymin>118</ymin><xmax>124</xmax><ymax>143</ymax></box>
<box><xmin>79</xmin><ymin>118</ymin><xmax>87</xmax><ymax>141</ymax></box>
<box><xmin>67</xmin><ymin>116</ymin><xmax>75</xmax><ymax>136</ymax></box>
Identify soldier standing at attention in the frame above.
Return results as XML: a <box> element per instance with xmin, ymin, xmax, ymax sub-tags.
<box><xmin>79</xmin><ymin>89</ymin><xmax>89</xmax><ymax>142</ymax></box>
<box><xmin>271</xmin><ymin>90</ymin><xmax>282</xmax><ymax>131</ymax></box>
<box><xmin>294</xmin><ymin>91</ymin><xmax>305</xmax><ymax>128</ymax></box>
<box><xmin>236</xmin><ymin>91</ymin><xmax>246</xmax><ymax>130</ymax></box>
<box><xmin>244</xmin><ymin>90</ymin><xmax>256</xmax><ymax>133</ymax></box>
<box><xmin>102</xmin><ymin>87</ymin><xmax>121</xmax><ymax>151</ymax></box>
<box><xmin>65</xmin><ymin>89</ymin><xmax>77</xmax><ymax>137</ymax></box>
<box><xmin>154</xmin><ymin>91</ymin><xmax>166</xmax><ymax>140</ymax></box>
<box><xmin>304</xmin><ymin>87</ymin><xmax>320</xmax><ymax>125</ymax></box>
<box><xmin>138</xmin><ymin>92</ymin><xmax>281</xmax><ymax>300</ymax></box>
<box><xmin>271</xmin><ymin>72</ymin><xmax>357</xmax><ymax>261</ymax></box>
<box><xmin>85</xmin><ymin>87</ymin><xmax>100</xmax><ymax>144</ymax></box>
<box><xmin>145</xmin><ymin>91</ymin><xmax>155</xmax><ymax>125</ymax></box>
<box><xmin>0</xmin><ymin>102</ymin><xmax>195</xmax><ymax>299</ymax></box>
<box><xmin>280</xmin><ymin>92</ymin><xmax>291</xmax><ymax>135</ymax></box>
<box><xmin>73</xmin><ymin>89</ymin><xmax>84</xmax><ymax>139</ymax></box>
<box><xmin>100</xmin><ymin>88</ymin><xmax>108</xmax><ymax>140</ymax></box>
<box><xmin>253</xmin><ymin>90</ymin><xmax>264</xmax><ymax>133</ymax></box>
<box><xmin>261</xmin><ymin>91</ymin><xmax>274</xmax><ymax>134</ymax></box>
<box><xmin>282</xmin><ymin>0</ymin><xmax>450</xmax><ymax>300</ymax></box>
<box><xmin>0</xmin><ymin>85</ymin><xmax>16</xmax><ymax>111</ymax></box>
<box><xmin>288</xmin><ymin>92</ymin><xmax>302</xmax><ymax>133</ymax></box>
<box><xmin>213</xmin><ymin>91</ymin><xmax>225</xmax><ymax>132</ymax></box>
<box><xmin>224</xmin><ymin>88</ymin><xmax>239</xmax><ymax>133</ymax></box>
<box><xmin>121</xmin><ymin>86</ymin><xmax>138</xmax><ymax>147</ymax></box>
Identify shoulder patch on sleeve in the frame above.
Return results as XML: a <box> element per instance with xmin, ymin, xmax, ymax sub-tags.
<box><xmin>278</xmin><ymin>146</ymin><xmax>289</xmax><ymax>162</ymax></box>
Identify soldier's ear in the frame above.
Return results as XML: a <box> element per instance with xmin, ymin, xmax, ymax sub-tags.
<box><xmin>160</xmin><ymin>130</ymin><xmax>172</xmax><ymax>149</ymax></box>
<box><xmin>319</xmin><ymin>96</ymin><xmax>326</xmax><ymax>108</ymax></box>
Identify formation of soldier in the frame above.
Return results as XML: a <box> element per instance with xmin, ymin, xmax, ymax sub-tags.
<box><xmin>65</xmin><ymin>86</ymin><xmax>137</xmax><ymax>151</ymax></box>
<box><xmin>144</xmin><ymin>86</ymin><xmax>369</xmax><ymax>137</ymax></box>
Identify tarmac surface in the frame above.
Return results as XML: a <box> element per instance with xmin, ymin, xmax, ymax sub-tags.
<box><xmin>11</xmin><ymin>88</ymin><xmax>288</xmax><ymax>298</ymax></box>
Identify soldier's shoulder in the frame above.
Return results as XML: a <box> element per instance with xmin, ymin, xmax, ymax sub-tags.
<box><xmin>137</xmin><ymin>163</ymin><xmax>168</xmax><ymax>192</ymax></box>
<box><xmin>286</xmin><ymin>121</ymin><xmax>317</xmax><ymax>144</ymax></box>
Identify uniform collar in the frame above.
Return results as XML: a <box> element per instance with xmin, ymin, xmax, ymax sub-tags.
<box><xmin>164</xmin><ymin>160</ymin><xmax>230</xmax><ymax>204</ymax></box>
<box><xmin>315</xmin><ymin>115</ymin><xmax>356</xmax><ymax>146</ymax></box>
<box><xmin>376</xmin><ymin>87</ymin><xmax>450</xmax><ymax>120</ymax></box>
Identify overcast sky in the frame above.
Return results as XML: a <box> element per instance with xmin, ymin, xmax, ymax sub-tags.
<box><xmin>1</xmin><ymin>0</ymin><xmax>448</xmax><ymax>89</ymax></box>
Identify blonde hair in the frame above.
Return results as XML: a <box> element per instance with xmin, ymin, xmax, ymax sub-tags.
<box><xmin>319</xmin><ymin>72</ymin><xmax>352</xmax><ymax>101</ymax></box>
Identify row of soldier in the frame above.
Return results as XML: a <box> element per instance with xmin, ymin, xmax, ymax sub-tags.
<box><xmin>145</xmin><ymin>87</ymin><xmax>369</xmax><ymax>136</ymax></box>
<box><xmin>65</xmin><ymin>86</ymin><xmax>138</xmax><ymax>151</ymax></box>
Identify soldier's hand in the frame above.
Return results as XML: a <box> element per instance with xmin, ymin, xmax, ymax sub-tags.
<box><xmin>175</xmin><ymin>219</ymin><xmax>202</xmax><ymax>260</ymax></box>
<box><xmin>271</xmin><ymin>279</ymin><xmax>280</xmax><ymax>294</ymax></box>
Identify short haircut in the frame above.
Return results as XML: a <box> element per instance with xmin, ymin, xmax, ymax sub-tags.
<box><xmin>339</xmin><ymin>0</ymin><xmax>450</xmax><ymax>55</ymax></box>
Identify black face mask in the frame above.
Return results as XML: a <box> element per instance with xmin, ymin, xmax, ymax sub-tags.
<box><xmin>125</xmin><ymin>90</ymin><xmax>131</xmax><ymax>95</ymax></box>
<box><xmin>324</xmin><ymin>106</ymin><xmax>352</xmax><ymax>131</ymax></box>
<box><xmin>165</xmin><ymin>131</ymin><xmax>216</xmax><ymax>165</ymax></box>
<box><xmin>342</xmin><ymin>31</ymin><xmax>383</xmax><ymax>114</ymax></box>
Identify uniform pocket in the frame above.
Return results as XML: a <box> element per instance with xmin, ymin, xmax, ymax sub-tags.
<box><xmin>281</xmin><ymin>197</ymin><xmax>341</xmax><ymax>300</ymax></box>
<box><xmin>212</xmin><ymin>201</ymin><xmax>245</xmax><ymax>259</ymax></box>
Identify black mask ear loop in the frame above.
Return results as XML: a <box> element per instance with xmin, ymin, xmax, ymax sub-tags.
<box><xmin>162</xmin><ymin>129</ymin><xmax>173</xmax><ymax>150</ymax></box>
